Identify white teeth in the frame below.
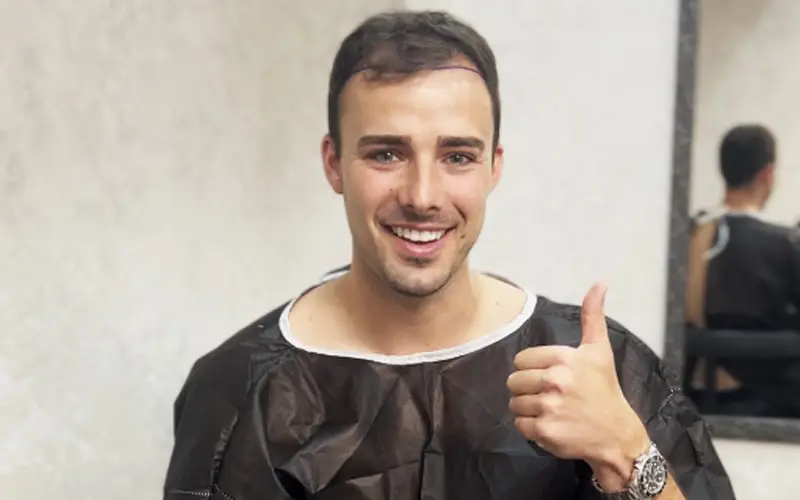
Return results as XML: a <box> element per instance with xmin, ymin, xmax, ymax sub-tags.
<box><xmin>391</xmin><ymin>227</ymin><xmax>446</xmax><ymax>243</ymax></box>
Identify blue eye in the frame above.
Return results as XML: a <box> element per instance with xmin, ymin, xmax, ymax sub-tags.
<box><xmin>371</xmin><ymin>151</ymin><xmax>399</xmax><ymax>164</ymax></box>
<box><xmin>447</xmin><ymin>153</ymin><xmax>474</xmax><ymax>165</ymax></box>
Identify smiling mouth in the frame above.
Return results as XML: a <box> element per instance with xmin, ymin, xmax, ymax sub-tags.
<box><xmin>386</xmin><ymin>226</ymin><xmax>450</xmax><ymax>243</ymax></box>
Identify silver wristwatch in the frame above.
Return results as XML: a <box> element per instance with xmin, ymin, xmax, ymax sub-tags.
<box><xmin>591</xmin><ymin>442</ymin><xmax>668</xmax><ymax>500</ymax></box>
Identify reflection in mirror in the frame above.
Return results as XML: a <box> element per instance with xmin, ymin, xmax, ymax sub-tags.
<box><xmin>681</xmin><ymin>0</ymin><xmax>800</xmax><ymax>426</ymax></box>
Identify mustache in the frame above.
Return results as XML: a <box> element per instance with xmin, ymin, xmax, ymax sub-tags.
<box><xmin>379</xmin><ymin>207</ymin><xmax>460</xmax><ymax>226</ymax></box>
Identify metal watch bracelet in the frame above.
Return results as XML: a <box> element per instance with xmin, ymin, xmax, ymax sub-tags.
<box><xmin>591</xmin><ymin>441</ymin><xmax>669</xmax><ymax>500</ymax></box>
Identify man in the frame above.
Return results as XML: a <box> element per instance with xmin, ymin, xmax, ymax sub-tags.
<box><xmin>164</xmin><ymin>11</ymin><xmax>733</xmax><ymax>500</ymax></box>
<box><xmin>685</xmin><ymin>124</ymin><xmax>800</xmax><ymax>417</ymax></box>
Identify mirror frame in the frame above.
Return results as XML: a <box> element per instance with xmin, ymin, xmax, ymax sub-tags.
<box><xmin>662</xmin><ymin>0</ymin><xmax>800</xmax><ymax>444</ymax></box>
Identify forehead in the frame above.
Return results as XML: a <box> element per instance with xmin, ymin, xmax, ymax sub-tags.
<box><xmin>338</xmin><ymin>67</ymin><xmax>494</xmax><ymax>144</ymax></box>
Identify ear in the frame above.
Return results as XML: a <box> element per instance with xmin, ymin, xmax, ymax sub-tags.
<box><xmin>763</xmin><ymin>162</ymin><xmax>776</xmax><ymax>181</ymax></box>
<box><xmin>757</xmin><ymin>162</ymin><xmax>776</xmax><ymax>190</ymax></box>
<box><xmin>489</xmin><ymin>143</ymin><xmax>505</xmax><ymax>192</ymax></box>
<box><xmin>321</xmin><ymin>134</ymin><xmax>343</xmax><ymax>194</ymax></box>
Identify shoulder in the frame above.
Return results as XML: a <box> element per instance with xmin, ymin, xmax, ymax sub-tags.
<box><xmin>690</xmin><ymin>208</ymin><xmax>720</xmax><ymax>231</ymax></box>
<box><xmin>750</xmin><ymin>219</ymin><xmax>800</xmax><ymax>255</ymax></box>
<box><xmin>187</xmin><ymin>265</ymin><xmax>347</xmax><ymax>379</ymax></box>
<box><xmin>188</xmin><ymin>303</ymin><xmax>289</xmax><ymax>378</ymax></box>
<box><xmin>755</xmin><ymin>217</ymin><xmax>793</xmax><ymax>235</ymax></box>
<box><xmin>722</xmin><ymin>213</ymin><xmax>790</xmax><ymax>237</ymax></box>
<box><xmin>182</xmin><ymin>302</ymin><xmax>292</xmax><ymax>386</ymax></box>
<box><xmin>174</xmin><ymin>302</ymin><xmax>293</xmax><ymax>421</ymax></box>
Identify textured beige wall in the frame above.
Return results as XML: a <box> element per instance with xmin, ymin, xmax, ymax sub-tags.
<box><xmin>1</xmin><ymin>1</ymin><xmax>786</xmax><ymax>499</ymax></box>
<box><xmin>688</xmin><ymin>1</ymin><xmax>800</xmax><ymax>497</ymax></box>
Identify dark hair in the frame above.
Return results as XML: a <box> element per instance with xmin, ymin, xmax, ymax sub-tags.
<box><xmin>719</xmin><ymin>124</ymin><xmax>776</xmax><ymax>188</ymax></box>
<box><xmin>327</xmin><ymin>10</ymin><xmax>500</xmax><ymax>155</ymax></box>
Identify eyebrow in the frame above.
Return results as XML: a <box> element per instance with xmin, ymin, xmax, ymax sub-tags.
<box><xmin>357</xmin><ymin>135</ymin><xmax>410</xmax><ymax>148</ymax></box>
<box><xmin>356</xmin><ymin>135</ymin><xmax>486</xmax><ymax>151</ymax></box>
<box><xmin>438</xmin><ymin>136</ymin><xmax>485</xmax><ymax>151</ymax></box>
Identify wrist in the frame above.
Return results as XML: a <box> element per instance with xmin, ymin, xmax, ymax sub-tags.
<box><xmin>588</xmin><ymin>419</ymin><xmax>650</xmax><ymax>491</ymax></box>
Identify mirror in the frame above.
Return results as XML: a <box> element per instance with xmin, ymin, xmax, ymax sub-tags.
<box><xmin>664</xmin><ymin>0</ymin><xmax>800</xmax><ymax>442</ymax></box>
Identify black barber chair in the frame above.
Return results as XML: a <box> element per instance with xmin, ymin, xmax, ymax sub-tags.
<box><xmin>684</xmin><ymin>328</ymin><xmax>800</xmax><ymax>415</ymax></box>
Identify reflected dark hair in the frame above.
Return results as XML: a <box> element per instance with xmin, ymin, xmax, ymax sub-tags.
<box><xmin>719</xmin><ymin>124</ymin><xmax>776</xmax><ymax>188</ymax></box>
<box><xmin>327</xmin><ymin>10</ymin><xmax>500</xmax><ymax>155</ymax></box>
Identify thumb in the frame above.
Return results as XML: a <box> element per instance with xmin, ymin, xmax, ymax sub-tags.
<box><xmin>580</xmin><ymin>282</ymin><xmax>610</xmax><ymax>346</ymax></box>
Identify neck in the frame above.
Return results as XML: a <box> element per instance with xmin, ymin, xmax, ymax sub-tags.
<box><xmin>724</xmin><ymin>189</ymin><xmax>763</xmax><ymax>212</ymax></box>
<box><xmin>338</xmin><ymin>259</ymin><xmax>481</xmax><ymax>355</ymax></box>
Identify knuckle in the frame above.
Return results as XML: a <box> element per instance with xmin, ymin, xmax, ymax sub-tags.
<box><xmin>522</xmin><ymin>397</ymin><xmax>538</xmax><ymax>415</ymax></box>
<box><xmin>539</xmin><ymin>394</ymin><xmax>562</xmax><ymax>415</ymax></box>
<box><xmin>516</xmin><ymin>417</ymin><xmax>547</xmax><ymax>440</ymax></box>
<box><xmin>514</xmin><ymin>417</ymin><xmax>534</xmax><ymax>438</ymax></box>
<box><xmin>547</xmin><ymin>366</ymin><xmax>574</xmax><ymax>393</ymax></box>
<box><xmin>531</xmin><ymin>419</ymin><xmax>549</xmax><ymax>439</ymax></box>
<box><xmin>506</xmin><ymin>372</ymin><xmax>527</xmax><ymax>394</ymax></box>
<box><xmin>510</xmin><ymin>395</ymin><xmax>538</xmax><ymax>417</ymax></box>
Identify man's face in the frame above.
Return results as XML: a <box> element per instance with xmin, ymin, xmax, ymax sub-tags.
<box><xmin>322</xmin><ymin>63</ymin><xmax>503</xmax><ymax>297</ymax></box>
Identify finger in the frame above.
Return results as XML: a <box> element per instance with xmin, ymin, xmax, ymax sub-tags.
<box><xmin>514</xmin><ymin>416</ymin><xmax>546</xmax><ymax>443</ymax></box>
<box><xmin>507</xmin><ymin>369</ymin><xmax>550</xmax><ymax>395</ymax></box>
<box><xmin>513</xmin><ymin>346</ymin><xmax>576</xmax><ymax>370</ymax></box>
<box><xmin>515</xmin><ymin>416</ymin><xmax>536</xmax><ymax>435</ymax></box>
<box><xmin>580</xmin><ymin>282</ymin><xmax>610</xmax><ymax>346</ymax></box>
<box><xmin>509</xmin><ymin>394</ymin><xmax>560</xmax><ymax>418</ymax></box>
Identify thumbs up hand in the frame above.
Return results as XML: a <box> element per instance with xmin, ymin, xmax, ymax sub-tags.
<box><xmin>507</xmin><ymin>283</ymin><xmax>650</xmax><ymax>491</ymax></box>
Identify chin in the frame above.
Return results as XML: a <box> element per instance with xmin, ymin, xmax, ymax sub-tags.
<box><xmin>383</xmin><ymin>265</ymin><xmax>454</xmax><ymax>298</ymax></box>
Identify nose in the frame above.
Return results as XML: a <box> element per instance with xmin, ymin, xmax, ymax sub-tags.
<box><xmin>397</xmin><ymin>159</ymin><xmax>443</xmax><ymax>213</ymax></box>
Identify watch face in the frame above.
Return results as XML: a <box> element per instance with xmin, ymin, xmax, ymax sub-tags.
<box><xmin>640</xmin><ymin>455</ymin><xmax>668</xmax><ymax>497</ymax></box>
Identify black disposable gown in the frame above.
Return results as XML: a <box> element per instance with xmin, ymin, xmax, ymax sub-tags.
<box><xmin>163</xmin><ymin>274</ymin><xmax>734</xmax><ymax>500</ymax></box>
<box><xmin>692</xmin><ymin>211</ymin><xmax>800</xmax><ymax>416</ymax></box>
<box><xmin>701</xmin><ymin>212</ymin><xmax>800</xmax><ymax>332</ymax></box>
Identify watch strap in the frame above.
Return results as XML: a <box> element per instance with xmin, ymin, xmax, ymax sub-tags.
<box><xmin>591</xmin><ymin>441</ymin><xmax>668</xmax><ymax>500</ymax></box>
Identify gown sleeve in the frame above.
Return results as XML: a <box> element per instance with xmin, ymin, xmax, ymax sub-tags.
<box><xmin>163</xmin><ymin>355</ymin><xmax>251</xmax><ymax>499</ymax></box>
<box><xmin>573</xmin><ymin>320</ymin><xmax>736</xmax><ymax>500</ymax></box>
<box><xmin>163</xmin><ymin>307</ymin><xmax>292</xmax><ymax>500</ymax></box>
